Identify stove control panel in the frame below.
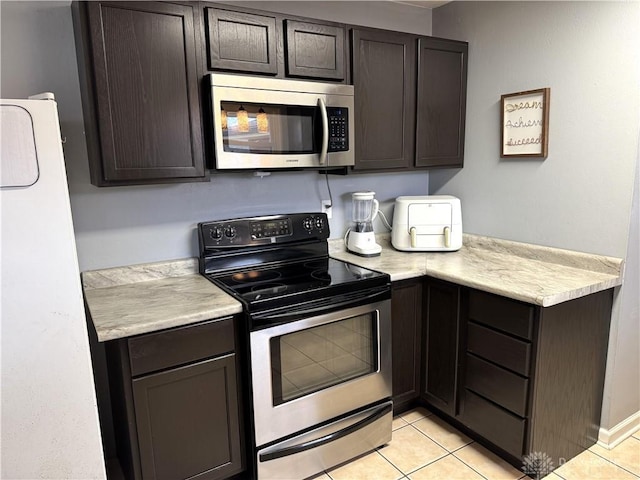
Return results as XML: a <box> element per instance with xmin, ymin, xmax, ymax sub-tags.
<box><xmin>199</xmin><ymin>213</ymin><xmax>329</xmax><ymax>249</ymax></box>
<box><xmin>250</xmin><ymin>218</ymin><xmax>291</xmax><ymax>239</ymax></box>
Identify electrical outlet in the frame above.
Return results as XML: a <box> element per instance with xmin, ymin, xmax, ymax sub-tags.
<box><xmin>322</xmin><ymin>200</ymin><xmax>332</xmax><ymax>218</ymax></box>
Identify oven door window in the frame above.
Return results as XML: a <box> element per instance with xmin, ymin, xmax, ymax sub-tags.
<box><xmin>220</xmin><ymin>101</ymin><xmax>318</xmax><ymax>155</ymax></box>
<box><xmin>270</xmin><ymin>313</ymin><xmax>378</xmax><ymax>405</ymax></box>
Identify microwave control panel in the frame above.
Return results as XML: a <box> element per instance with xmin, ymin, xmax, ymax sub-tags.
<box><xmin>327</xmin><ymin>107</ymin><xmax>349</xmax><ymax>152</ymax></box>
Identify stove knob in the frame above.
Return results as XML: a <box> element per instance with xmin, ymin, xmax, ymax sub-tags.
<box><xmin>314</xmin><ymin>217</ymin><xmax>324</xmax><ymax>230</ymax></box>
<box><xmin>303</xmin><ymin>218</ymin><xmax>313</xmax><ymax>231</ymax></box>
<box><xmin>210</xmin><ymin>226</ymin><xmax>223</xmax><ymax>240</ymax></box>
<box><xmin>224</xmin><ymin>226</ymin><xmax>237</xmax><ymax>238</ymax></box>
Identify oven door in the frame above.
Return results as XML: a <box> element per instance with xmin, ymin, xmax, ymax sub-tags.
<box><xmin>249</xmin><ymin>298</ymin><xmax>392</xmax><ymax>447</ymax></box>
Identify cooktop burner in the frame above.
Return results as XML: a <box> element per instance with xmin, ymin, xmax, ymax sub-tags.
<box><xmin>207</xmin><ymin>257</ymin><xmax>387</xmax><ymax>307</ymax></box>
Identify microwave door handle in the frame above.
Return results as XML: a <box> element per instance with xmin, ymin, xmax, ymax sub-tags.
<box><xmin>318</xmin><ymin>97</ymin><xmax>329</xmax><ymax>165</ymax></box>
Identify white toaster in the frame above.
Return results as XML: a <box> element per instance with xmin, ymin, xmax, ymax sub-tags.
<box><xmin>392</xmin><ymin>195</ymin><xmax>463</xmax><ymax>251</ymax></box>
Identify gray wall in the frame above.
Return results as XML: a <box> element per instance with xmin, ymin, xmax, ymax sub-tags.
<box><xmin>431</xmin><ymin>1</ymin><xmax>639</xmax><ymax>259</ymax></box>
<box><xmin>0</xmin><ymin>1</ymin><xmax>432</xmax><ymax>272</ymax></box>
<box><xmin>432</xmin><ymin>1</ymin><xmax>640</xmax><ymax>433</ymax></box>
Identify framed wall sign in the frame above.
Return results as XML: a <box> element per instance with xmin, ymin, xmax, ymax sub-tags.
<box><xmin>500</xmin><ymin>88</ymin><xmax>550</xmax><ymax>158</ymax></box>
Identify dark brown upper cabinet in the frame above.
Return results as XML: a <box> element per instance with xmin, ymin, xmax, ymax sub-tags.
<box><xmin>416</xmin><ymin>37</ymin><xmax>468</xmax><ymax>168</ymax></box>
<box><xmin>205</xmin><ymin>7</ymin><xmax>278</xmax><ymax>75</ymax></box>
<box><xmin>201</xmin><ymin>4</ymin><xmax>347</xmax><ymax>82</ymax></box>
<box><xmin>72</xmin><ymin>1</ymin><xmax>207</xmax><ymax>186</ymax></box>
<box><xmin>351</xmin><ymin>28</ymin><xmax>417</xmax><ymax>171</ymax></box>
<box><xmin>284</xmin><ymin>20</ymin><xmax>345</xmax><ymax>81</ymax></box>
<box><xmin>350</xmin><ymin>28</ymin><xmax>468</xmax><ymax>172</ymax></box>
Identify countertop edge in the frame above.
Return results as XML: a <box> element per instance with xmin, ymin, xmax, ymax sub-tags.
<box><xmin>82</xmin><ymin>257</ymin><xmax>198</xmax><ymax>290</ymax></box>
<box><xmin>95</xmin><ymin>303</ymin><xmax>244</xmax><ymax>342</ymax></box>
<box><xmin>425</xmin><ymin>270</ymin><xmax>622</xmax><ymax>307</ymax></box>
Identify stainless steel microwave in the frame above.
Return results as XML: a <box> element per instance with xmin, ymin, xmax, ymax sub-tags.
<box><xmin>208</xmin><ymin>74</ymin><xmax>355</xmax><ymax>169</ymax></box>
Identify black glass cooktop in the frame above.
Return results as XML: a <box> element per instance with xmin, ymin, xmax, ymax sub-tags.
<box><xmin>206</xmin><ymin>257</ymin><xmax>388</xmax><ymax>310</ymax></box>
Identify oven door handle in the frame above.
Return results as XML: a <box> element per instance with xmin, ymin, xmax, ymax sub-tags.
<box><xmin>259</xmin><ymin>402</ymin><xmax>392</xmax><ymax>462</ymax></box>
<box><xmin>252</xmin><ymin>289</ymin><xmax>388</xmax><ymax>322</ymax></box>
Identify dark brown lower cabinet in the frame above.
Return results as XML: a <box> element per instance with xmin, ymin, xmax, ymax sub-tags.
<box><xmin>421</xmin><ymin>278</ymin><xmax>461</xmax><ymax>416</ymax></box>
<box><xmin>391</xmin><ymin>279</ymin><xmax>423</xmax><ymax>413</ymax></box>
<box><xmin>107</xmin><ymin>317</ymin><xmax>245</xmax><ymax>480</ymax></box>
<box><xmin>421</xmin><ymin>279</ymin><xmax>614</xmax><ymax>471</ymax></box>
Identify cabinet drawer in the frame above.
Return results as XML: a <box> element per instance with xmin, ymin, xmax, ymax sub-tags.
<box><xmin>467</xmin><ymin>322</ymin><xmax>531</xmax><ymax>376</ymax></box>
<box><xmin>128</xmin><ymin>318</ymin><xmax>235</xmax><ymax>376</ymax></box>
<box><xmin>468</xmin><ymin>290</ymin><xmax>534</xmax><ymax>340</ymax></box>
<box><xmin>465</xmin><ymin>354</ymin><xmax>528</xmax><ymax>417</ymax></box>
<box><xmin>461</xmin><ymin>389</ymin><xmax>525</xmax><ymax>459</ymax></box>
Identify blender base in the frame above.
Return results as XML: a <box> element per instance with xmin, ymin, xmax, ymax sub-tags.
<box><xmin>346</xmin><ymin>231</ymin><xmax>382</xmax><ymax>257</ymax></box>
<box><xmin>348</xmin><ymin>249</ymin><xmax>382</xmax><ymax>258</ymax></box>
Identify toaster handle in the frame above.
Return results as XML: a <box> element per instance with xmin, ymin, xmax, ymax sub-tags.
<box><xmin>410</xmin><ymin>226</ymin><xmax>417</xmax><ymax>248</ymax></box>
<box><xmin>444</xmin><ymin>226</ymin><xmax>451</xmax><ymax>248</ymax></box>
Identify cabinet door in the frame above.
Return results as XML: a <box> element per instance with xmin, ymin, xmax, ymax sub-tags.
<box><xmin>422</xmin><ymin>279</ymin><xmax>461</xmax><ymax>416</ymax></box>
<box><xmin>391</xmin><ymin>279</ymin><xmax>423</xmax><ymax>413</ymax></box>
<box><xmin>351</xmin><ymin>29</ymin><xmax>416</xmax><ymax>170</ymax></box>
<box><xmin>205</xmin><ymin>8</ymin><xmax>278</xmax><ymax>75</ymax></box>
<box><xmin>132</xmin><ymin>354</ymin><xmax>243</xmax><ymax>480</ymax></box>
<box><xmin>83</xmin><ymin>2</ymin><xmax>205</xmax><ymax>184</ymax></box>
<box><xmin>284</xmin><ymin>20</ymin><xmax>345</xmax><ymax>81</ymax></box>
<box><xmin>415</xmin><ymin>37</ymin><xmax>468</xmax><ymax>168</ymax></box>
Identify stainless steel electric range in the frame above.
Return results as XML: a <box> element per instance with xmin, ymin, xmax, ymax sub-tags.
<box><xmin>198</xmin><ymin>213</ymin><xmax>393</xmax><ymax>479</ymax></box>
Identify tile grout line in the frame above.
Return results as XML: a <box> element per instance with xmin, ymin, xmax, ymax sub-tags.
<box><xmin>409</xmin><ymin>421</ymin><xmax>475</xmax><ymax>455</ymax></box>
<box><xmin>397</xmin><ymin>414</ymin><xmax>490</xmax><ymax>478</ymax></box>
<box><xmin>587</xmin><ymin>441</ymin><xmax>640</xmax><ymax>479</ymax></box>
<box><xmin>450</xmin><ymin>449</ymin><xmax>496</xmax><ymax>480</ymax></box>
<box><xmin>383</xmin><ymin>415</ymin><xmax>455</xmax><ymax>478</ymax></box>
<box><xmin>374</xmin><ymin>448</ymin><xmax>410</xmax><ymax>479</ymax></box>
<box><xmin>400</xmin><ymin>451</ymin><xmax>454</xmax><ymax>477</ymax></box>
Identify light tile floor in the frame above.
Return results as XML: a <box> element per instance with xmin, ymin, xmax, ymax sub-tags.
<box><xmin>312</xmin><ymin>407</ymin><xmax>640</xmax><ymax>480</ymax></box>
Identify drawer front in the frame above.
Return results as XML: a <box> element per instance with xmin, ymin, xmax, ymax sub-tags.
<box><xmin>129</xmin><ymin>317</ymin><xmax>235</xmax><ymax>376</ymax></box>
<box><xmin>467</xmin><ymin>322</ymin><xmax>531</xmax><ymax>376</ymax></box>
<box><xmin>468</xmin><ymin>290</ymin><xmax>534</xmax><ymax>340</ymax></box>
<box><xmin>461</xmin><ymin>389</ymin><xmax>526</xmax><ymax>459</ymax></box>
<box><xmin>465</xmin><ymin>354</ymin><xmax>529</xmax><ymax>416</ymax></box>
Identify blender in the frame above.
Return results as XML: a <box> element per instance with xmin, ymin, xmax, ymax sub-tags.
<box><xmin>346</xmin><ymin>191</ymin><xmax>382</xmax><ymax>256</ymax></box>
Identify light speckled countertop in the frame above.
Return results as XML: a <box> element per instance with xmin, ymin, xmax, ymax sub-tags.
<box><xmin>83</xmin><ymin>234</ymin><xmax>623</xmax><ymax>342</ymax></box>
<box><xmin>82</xmin><ymin>259</ymin><xmax>242</xmax><ymax>342</ymax></box>
<box><xmin>329</xmin><ymin>233</ymin><xmax>623</xmax><ymax>307</ymax></box>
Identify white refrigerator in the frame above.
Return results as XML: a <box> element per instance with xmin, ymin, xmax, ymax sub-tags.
<box><xmin>1</xmin><ymin>95</ymin><xmax>106</xmax><ymax>478</ymax></box>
